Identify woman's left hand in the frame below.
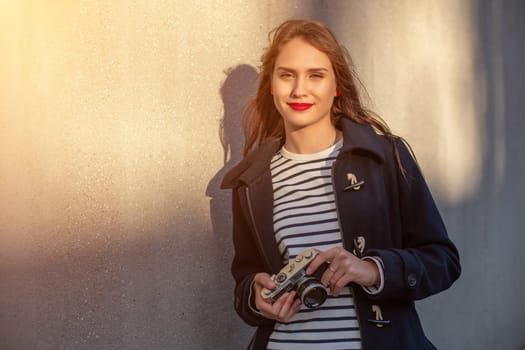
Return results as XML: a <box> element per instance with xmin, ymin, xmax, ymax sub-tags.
<box><xmin>305</xmin><ymin>246</ymin><xmax>380</xmax><ymax>296</ymax></box>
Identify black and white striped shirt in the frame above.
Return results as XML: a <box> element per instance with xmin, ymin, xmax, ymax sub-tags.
<box><xmin>267</xmin><ymin>139</ymin><xmax>362</xmax><ymax>350</ymax></box>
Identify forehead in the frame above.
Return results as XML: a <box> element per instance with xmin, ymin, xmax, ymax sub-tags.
<box><xmin>274</xmin><ymin>37</ymin><xmax>332</xmax><ymax>70</ymax></box>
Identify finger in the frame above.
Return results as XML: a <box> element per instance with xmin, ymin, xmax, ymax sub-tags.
<box><xmin>323</xmin><ymin>249</ymin><xmax>359</xmax><ymax>284</ymax></box>
<box><xmin>277</xmin><ymin>291</ymin><xmax>297</xmax><ymax>320</ymax></box>
<box><xmin>278</xmin><ymin>292</ymin><xmax>301</xmax><ymax>322</ymax></box>
<box><xmin>306</xmin><ymin>247</ymin><xmax>337</xmax><ymax>275</ymax></box>
<box><xmin>305</xmin><ymin>256</ymin><xmax>324</xmax><ymax>275</ymax></box>
<box><xmin>267</xmin><ymin>291</ymin><xmax>292</xmax><ymax>321</ymax></box>
<box><xmin>330</xmin><ymin>274</ymin><xmax>352</xmax><ymax>296</ymax></box>
<box><xmin>282</xmin><ymin>298</ymin><xmax>301</xmax><ymax>322</ymax></box>
<box><xmin>254</xmin><ymin>273</ymin><xmax>276</xmax><ymax>290</ymax></box>
<box><xmin>329</xmin><ymin>267</ymin><xmax>346</xmax><ymax>286</ymax></box>
<box><xmin>255</xmin><ymin>293</ymin><xmax>276</xmax><ymax>315</ymax></box>
<box><xmin>320</xmin><ymin>268</ymin><xmax>330</xmax><ymax>286</ymax></box>
<box><xmin>257</xmin><ymin>291</ymin><xmax>291</xmax><ymax>320</ymax></box>
<box><xmin>318</xmin><ymin>255</ymin><xmax>343</xmax><ymax>285</ymax></box>
<box><xmin>328</xmin><ymin>258</ymin><xmax>355</xmax><ymax>291</ymax></box>
<box><xmin>255</xmin><ymin>300</ymin><xmax>275</xmax><ymax>318</ymax></box>
<box><xmin>271</xmin><ymin>290</ymin><xmax>291</xmax><ymax>310</ymax></box>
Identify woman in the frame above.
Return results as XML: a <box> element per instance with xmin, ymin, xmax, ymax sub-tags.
<box><xmin>221</xmin><ymin>19</ymin><xmax>460</xmax><ymax>350</ymax></box>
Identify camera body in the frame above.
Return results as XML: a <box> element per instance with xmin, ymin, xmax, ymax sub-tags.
<box><xmin>261</xmin><ymin>248</ymin><xmax>329</xmax><ymax>309</ymax></box>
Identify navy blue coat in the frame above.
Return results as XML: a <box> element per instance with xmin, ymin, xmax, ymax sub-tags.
<box><xmin>221</xmin><ymin>118</ymin><xmax>461</xmax><ymax>349</ymax></box>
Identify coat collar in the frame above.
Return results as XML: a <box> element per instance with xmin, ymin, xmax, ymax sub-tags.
<box><xmin>339</xmin><ymin>118</ymin><xmax>385</xmax><ymax>162</ymax></box>
<box><xmin>221</xmin><ymin>118</ymin><xmax>385</xmax><ymax>189</ymax></box>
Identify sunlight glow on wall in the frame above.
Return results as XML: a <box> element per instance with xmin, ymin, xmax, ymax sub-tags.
<box><xmin>0</xmin><ymin>1</ymin><xmax>266</xmax><ymax>257</ymax></box>
<box><xmin>350</xmin><ymin>1</ymin><xmax>486</xmax><ymax>204</ymax></box>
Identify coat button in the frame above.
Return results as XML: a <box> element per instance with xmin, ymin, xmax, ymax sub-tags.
<box><xmin>407</xmin><ymin>274</ymin><xmax>417</xmax><ymax>288</ymax></box>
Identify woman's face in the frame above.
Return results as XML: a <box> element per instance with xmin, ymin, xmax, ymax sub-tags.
<box><xmin>271</xmin><ymin>37</ymin><xmax>337</xmax><ymax>133</ymax></box>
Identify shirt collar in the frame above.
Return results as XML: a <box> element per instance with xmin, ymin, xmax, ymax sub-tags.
<box><xmin>221</xmin><ymin>117</ymin><xmax>386</xmax><ymax>189</ymax></box>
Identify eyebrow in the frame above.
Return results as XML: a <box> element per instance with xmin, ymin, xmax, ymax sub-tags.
<box><xmin>275</xmin><ymin>67</ymin><xmax>329</xmax><ymax>73</ymax></box>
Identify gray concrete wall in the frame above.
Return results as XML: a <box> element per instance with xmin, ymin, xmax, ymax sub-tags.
<box><xmin>0</xmin><ymin>1</ymin><xmax>523</xmax><ymax>349</ymax></box>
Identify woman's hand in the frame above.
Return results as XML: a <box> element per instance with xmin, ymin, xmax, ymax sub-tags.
<box><xmin>306</xmin><ymin>247</ymin><xmax>380</xmax><ymax>296</ymax></box>
<box><xmin>252</xmin><ymin>272</ymin><xmax>301</xmax><ymax>323</ymax></box>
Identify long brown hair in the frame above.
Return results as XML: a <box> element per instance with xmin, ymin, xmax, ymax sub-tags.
<box><xmin>243</xmin><ymin>19</ymin><xmax>402</xmax><ymax>169</ymax></box>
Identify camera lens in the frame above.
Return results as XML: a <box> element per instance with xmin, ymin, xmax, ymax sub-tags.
<box><xmin>296</xmin><ymin>277</ymin><xmax>328</xmax><ymax>309</ymax></box>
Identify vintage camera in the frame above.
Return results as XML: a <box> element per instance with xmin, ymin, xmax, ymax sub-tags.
<box><xmin>261</xmin><ymin>248</ymin><xmax>329</xmax><ymax>309</ymax></box>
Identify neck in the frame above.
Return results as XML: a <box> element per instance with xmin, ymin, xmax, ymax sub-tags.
<box><xmin>284</xmin><ymin>123</ymin><xmax>342</xmax><ymax>154</ymax></box>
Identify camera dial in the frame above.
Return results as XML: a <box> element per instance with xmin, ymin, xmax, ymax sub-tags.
<box><xmin>275</xmin><ymin>272</ymin><xmax>287</xmax><ymax>283</ymax></box>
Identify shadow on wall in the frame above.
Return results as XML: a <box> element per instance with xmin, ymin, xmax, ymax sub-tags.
<box><xmin>206</xmin><ymin>64</ymin><xmax>258</xmax><ymax>207</ymax></box>
<box><xmin>206</xmin><ymin>64</ymin><xmax>259</xmax><ymax>348</ymax></box>
<box><xmin>206</xmin><ymin>63</ymin><xmax>258</xmax><ymax>238</ymax></box>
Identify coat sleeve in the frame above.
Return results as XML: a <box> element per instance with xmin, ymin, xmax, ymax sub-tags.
<box><xmin>367</xmin><ymin>139</ymin><xmax>461</xmax><ymax>302</ymax></box>
<box><xmin>230</xmin><ymin>187</ymin><xmax>274</xmax><ymax>327</ymax></box>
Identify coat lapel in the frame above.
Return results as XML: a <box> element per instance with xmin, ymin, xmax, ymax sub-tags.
<box><xmin>245</xmin><ymin>168</ymin><xmax>283</xmax><ymax>274</ymax></box>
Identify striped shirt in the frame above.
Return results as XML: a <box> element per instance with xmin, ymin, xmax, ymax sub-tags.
<box><xmin>267</xmin><ymin>139</ymin><xmax>362</xmax><ymax>350</ymax></box>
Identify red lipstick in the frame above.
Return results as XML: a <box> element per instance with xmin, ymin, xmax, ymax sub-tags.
<box><xmin>288</xmin><ymin>103</ymin><xmax>313</xmax><ymax>111</ymax></box>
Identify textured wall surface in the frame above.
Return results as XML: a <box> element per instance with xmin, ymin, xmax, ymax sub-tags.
<box><xmin>1</xmin><ymin>1</ymin><xmax>524</xmax><ymax>349</ymax></box>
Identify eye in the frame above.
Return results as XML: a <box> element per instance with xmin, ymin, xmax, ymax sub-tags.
<box><xmin>280</xmin><ymin>72</ymin><xmax>294</xmax><ymax>79</ymax></box>
<box><xmin>310</xmin><ymin>73</ymin><xmax>324</xmax><ymax>79</ymax></box>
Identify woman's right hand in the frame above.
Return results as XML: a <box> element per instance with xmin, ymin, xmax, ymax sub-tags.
<box><xmin>253</xmin><ymin>272</ymin><xmax>301</xmax><ymax>323</ymax></box>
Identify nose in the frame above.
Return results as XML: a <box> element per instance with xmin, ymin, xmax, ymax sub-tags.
<box><xmin>291</xmin><ymin>76</ymin><xmax>307</xmax><ymax>98</ymax></box>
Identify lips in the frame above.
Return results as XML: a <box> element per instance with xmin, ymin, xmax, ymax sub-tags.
<box><xmin>288</xmin><ymin>103</ymin><xmax>313</xmax><ymax>111</ymax></box>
